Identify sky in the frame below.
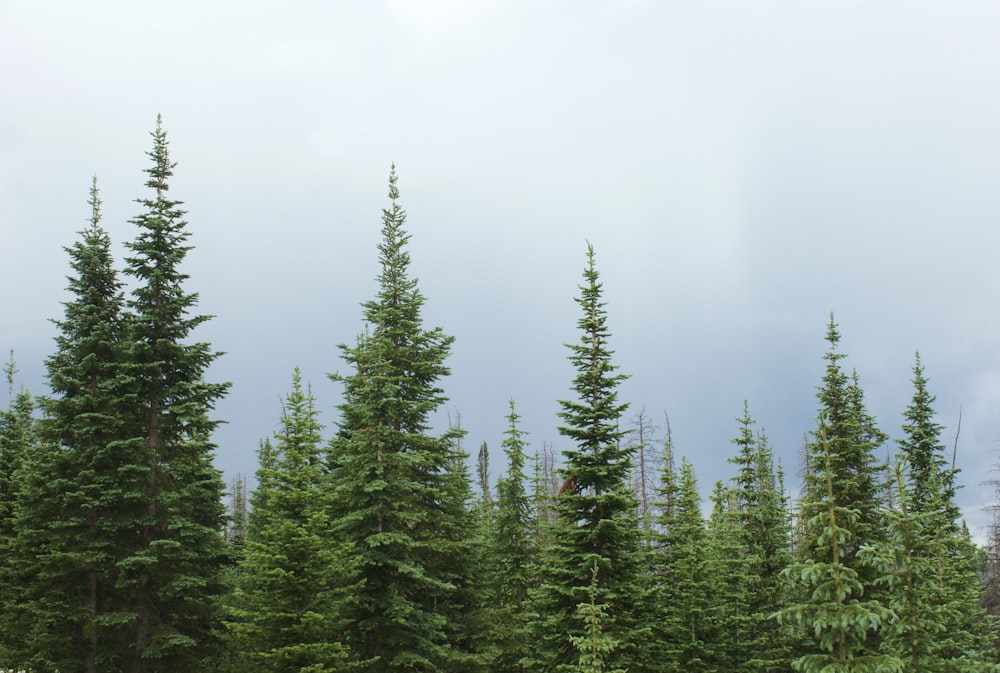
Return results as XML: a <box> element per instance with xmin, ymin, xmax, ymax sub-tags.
<box><xmin>3</xmin><ymin>0</ymin><xmax>1000</xmax><ymax>539</ymax></box>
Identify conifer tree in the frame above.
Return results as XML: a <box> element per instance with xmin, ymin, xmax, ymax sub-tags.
<box><xmin>778</xmin><ymin>416</ymin><xmax>900</xmax><ymax>673</ymax></box>
<box><xmin>487</xmin><ymin>400</ymin><xmax>536</xmax><ymax>673</ymax></box>
<box><xmin>727</xmin><ymin>403</ymin><xmax>795</xmax><ymax>672</ymax></box>
<box><xmin>799</xmin><ymin>316</ymin><xmax>886</xmax><ymax>573</ymax></box>
<box><xmin>1</xmin><ymin>179</ymin><xmax>143</xmax><ymax>672</ymax></box>
<box><xmin>655</xmin><ymin>458</ymin><xmax>720</xmax><ymax>672</ymax></box>
<box><xmin>226</xmin><ymin>368</ymin><xmax>349</xmax><ymax>672</ymax></box>
<box><xmin>327</xmin><ymin>166</ymin><xmax>477</xmax><ymax>673</ymax></box>
<box><xmin>860</xmin><ymin>457</ymin><xmax>992</xmax><ymax>672</ymax></box>
<box><xmin>0</xmin><ymin>353</ymin><xmax>35</xmax><ymax>667</ymax></box>
<box><xmin>119</xmin><ymin>116</ymin><xmax>230</xmax><ymax>672</ymax></box>
<box><xmin>526</xmin><ymin>244</ymin><xmax>647</xmax><ymax>673</ymax></box>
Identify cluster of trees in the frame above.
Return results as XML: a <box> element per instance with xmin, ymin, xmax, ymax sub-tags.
<box><xmin>1</xmin><ymin>119</ymin><xmax>998</xmax><ymax>672</ymax></box>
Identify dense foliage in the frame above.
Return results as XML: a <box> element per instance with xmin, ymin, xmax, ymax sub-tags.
<box><xmin>1</xmin><ymin>122</ymin><xmax>998</xmax><ymax>672</ymax></box>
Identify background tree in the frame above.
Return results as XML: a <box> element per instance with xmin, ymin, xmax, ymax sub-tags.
<box><xmin>327</xmin><ymin>167</ymin><xmax>477</xmax><ymax>673</ymax></box>
<box><xmin>485</xmin><ymin>399</ymin><xmax>536</xmax><ymax>673</ymax></box>
<box><xmin>0</xmin><ymin>353</ymin><xmax>35</xmax><ymax>667</ymax></box>
<box><xmin>527</xmin><ymin>244</ymin><xmax>647</xmax><ymax>673</ymax></box>
<box><xmin>226</xmin><ymin>368</ymin><xmax>349</xmax><ymax>672</ymax></box>
<box><xmin>119</xmin><ymin>116</ymin><xmax>230</xmax><ymax>672</ymax></box>
<box><xmin>727</xmin><ymin>403</ymin><xmax>795</xmax><ymax>672</ymax></box>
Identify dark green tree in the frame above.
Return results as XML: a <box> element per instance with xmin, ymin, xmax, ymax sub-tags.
<box><xmin>527</xmin><ymin>244</ymin><xmax>647</xmax><ymax>673</ymax></box>
<box><xmin>0</xmin><ymin>353</ymin><xmax>35</xmax><ymax>668</ymax></box>
<box><xmin>327</xmin><ymin>166</ymin><xmax>477</xmax><ymax>673</ymax></box>
<box><xmin>1</xmin><ymin>179</ymin><xmax>142</xmax><ymax>673</ymax></box>
<box><xmin>226</xmin><ymin>368</ymin><xmax>349</xmax><ymax>672</ymax></box>
<box><xmin>119</xmin><ymin>116</ymin><xmax>230</xmax><ymax>672</ymax></box>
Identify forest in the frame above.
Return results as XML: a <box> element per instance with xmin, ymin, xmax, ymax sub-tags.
<box><xmin>2</xmin><ymin>119</ymin><xmax>999</xmax><ymax>673</ymax></box>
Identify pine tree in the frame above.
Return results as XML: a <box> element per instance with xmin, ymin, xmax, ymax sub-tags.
<box><xmin>655</xmin><ymin>458</ymin><xmax>720</xmax><ymax>672</ymax></box>
<box><xmin>0</xmin><ymin>179</ymin><xmax>144</xmax><ymax>672</ymax></box>
<box><xmin>858</xmin><ymin>357</ymin><xmax>994</xmax><ymax>672</ymax></box>
<box><xmin>0</xmin><ymin>353</ymin><xmax>35</xmax><ymax>668</ymax></box>
<box><xmin>799</xmin><ymin>316</ymin><xmax>886</xmax><ymax>572</ymax></box>
<box><xmin>778</xmin><ymin>416</ymin><xmax>901</xmax><ymax>673</ymax></box>
<box><xmin>860</xmin><ymin>457</ymin><xmax>992</xmax><ymax>672</ymax></box>
<box><xmin>527</xmin><ymin>243</ymin><xmax>647</xmax><ymax>673</ymax></box>
<box><xmin>119</xmin><ymin>116</ymin><xmax>230</xmax><ymax>672</ymax></box>
<box><xmin>327</xmin><ymin>166</ymin><xmax>477</xmax><ymax>673</ymax></box>
<box><xmin>487</xmin><ymin>399</ymin><xmax>536</xmax><ymax>673</ymax></box>
<box><xmin>727</xmin><ymin>403</ymin><xmax>795</xmax><ymax>672</ymax></box>
<box><xmin>226</xmin><ymin>368</ymin><xmax>349</xmax><ymax>672</ymax></box>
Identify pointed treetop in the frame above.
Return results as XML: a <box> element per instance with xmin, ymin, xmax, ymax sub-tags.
<box><xmin>87</xmin><ymin>175</ymin><xmax>102</xmax><ymax>229</ymax></box>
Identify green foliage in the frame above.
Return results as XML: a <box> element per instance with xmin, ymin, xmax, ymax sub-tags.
<box><xmin>527</xmin><ymin>244</ymin><xmax>648</xmax><ymax>673</ymax></box>
<box><xmin>778</xmin><ymin>417</ymin><xmax>901</xmax><ymax>673</ymax></box>
<box><xmin>226</xmin><ymin>369</ymin><xmax>350</xmax><ymax>673</ymax></box>
<box><xmin>569</xmin><ymin>563</ymin><xmax>627</xmax><ymax>673</ymax></box>
<box><xmin>118</xmin><ymin>116</ymin><xmax>231</xmax><ymax>671</ymax></box>
<box><xmin>484</xmin><ymin>400</ymin><xmax>537</xmax><ymax>673</ymax></box>
<box><xmin>655</xmin><ymin>458</ymin><xmax>721</xmax><ymax>672</ymax></box>
<box><xmin>327</xmin><ymin>167</ymin><xmax>478</xmax><ymax>673</ymax></box>
<box><xmin>726</xmin><ymin>404</ymin><xmax>796</xmax><ymax>672</ymax></box>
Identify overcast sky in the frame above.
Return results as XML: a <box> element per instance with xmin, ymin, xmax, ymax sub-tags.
<box><xmin>3</xmin><ymin>0</ymin><xmax>1000</xmax><ymax>539</ymax></box>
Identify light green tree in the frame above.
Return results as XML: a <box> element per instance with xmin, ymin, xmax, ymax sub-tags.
<box><xmin>226</xmin><ymin>369</ymin><xmax>350</xmax><ymax>672</ymax></box>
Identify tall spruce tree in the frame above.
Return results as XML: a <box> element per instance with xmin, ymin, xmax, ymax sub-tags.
<box><xmin>226</xmin><ymin>368</ymin><xmax>349</xmax><ymax>672</ymax></box>
<box><xmin>119</xmin><ymin>116</ymin><xmax>230</xmax><ymax>672</ymax></box>
<box><xmin>327</xmin><ymin>167</ymin><xmax>477</xmax><ymax>673</ymax></box>
<box><xmin>526</xmin><ymin>244</ymin><xmax>647</xmax><ymax>673</ymax></box>
<box><xmin>1</xmin><ymin>179</ymin><xmax>141</xmax><ymax>672</ymax></box>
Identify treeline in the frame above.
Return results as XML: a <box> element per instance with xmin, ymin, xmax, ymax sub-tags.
<box><xmin>1</xmin><ymin>118</ymin><xmax>998</xmax><ymax>673</ymax></box>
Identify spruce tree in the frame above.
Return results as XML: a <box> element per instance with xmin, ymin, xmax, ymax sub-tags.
<box><xmin>727</xmin><ymin>403</ymin><xmax>795</xmax><ymax>672</ymax></box>
<box><xmin>655</xmin><ymin>458</ymin><xmax>720</xmax><ymax>672</ymax></box>
<box><xmin>778</xmin><ymin>416</ymin><xmax>901</xmax><ymax>673</ymax></box>
<box><xmin>0</xmin><ymin>354</ymin><xmax>35</xmax><ymax>668</ymax></box>
<box><xmin>119</xmin><ymin>116</ymin><xmax>230</xmax><ymax>671</ymax></box>
<box><xmin>527</xmin><ymin>244</ymin><xmax>647</xmax><ymax>673</ymax></box>
<box><xmin>1</xmin><ymin>179</ymin><xmax>142</xmax><ymax>672</ymax></box>
<box><xmin>327</xmin><ymin>166</ymin><xmax>477</xmax><ymax>673</ymax></box>
<box><xmin>858</xmin><ymin>356</ymin><xmax>993</xmax><ymax>671</ymax></box>
<box><xmin>226</xmin><ymin>368</ymin><xmax>349</xmax><ymax>672</ymax></box>
<box><xmin>799</xmin><ymin>316</ymin><xmax>886</xmax><ymax>572</ymax></box>
<box><xmin>487</xmin><ymin>400</ymin><xmax>536</xmax><ymax>673</ymax></box>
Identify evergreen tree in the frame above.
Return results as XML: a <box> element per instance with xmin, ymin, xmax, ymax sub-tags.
<box><xmin>0</xmin><ymin>353</ymin><xmax>35</xmax><ymax>668</ymax></box>
<box><xmin>487</xmin><ymin>400</ymin><xmax>536</xmax><ymax>673</ymax></box>
<box><xmin>860</xmin><ymin>457</ymin><xmax>992</xmax><ymax>672</ymax></box>
<box><xmin>655</xmin><ymin>458</ymin><xmax>720</xmax><ymax>672</ymax></box>
<box><xmin>798</xmin><ymin>316</ymin><xmax>886</xmax><ymax>572</ymax></box>
<box><xmin>526</xmin><ymin>244</ymin><xmax>647</xmax><ymax>673</ymax></box>
<box><xmin>727</xmin><ymin>403</ymin><xmax>795</xmax><ymax>672</ymax></box>
<box><xmin>119</xmin><ymin>116</ymin><xmax>230</xmax><ymax>672</ymax></box>
<box><xmin>1</xmin><ymin>179</ymin><xmax>142</xmax><ymax>673</ymax></box>
<box><xmin>778</xmin><ymin>416</ymin><xmax>900</xmax><ymax>673</ymax></box>
<box><xmin>327</xmin><ymin>166</ymin><xmax>477</xmax><ymax>673</ymax></box>
<box><xmin>707</xmin><ymin>479</ymin><xmax>745</xmax><ymax>672</ymax></box>
<box><xmin>226</xmin><ymin>368</ymin><xmax>349</xmax><ymax>672</ymax></box>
